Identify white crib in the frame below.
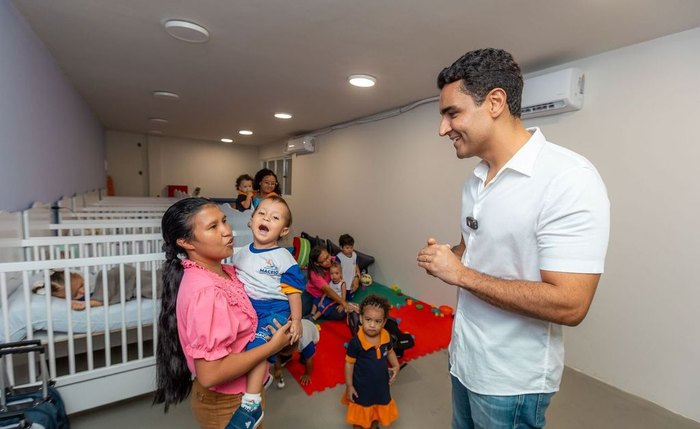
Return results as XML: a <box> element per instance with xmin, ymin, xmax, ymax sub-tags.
<box><xmin>0</xmin><ymin>253</ymin><xmax>163</xmax><ymax>414</ymax></box>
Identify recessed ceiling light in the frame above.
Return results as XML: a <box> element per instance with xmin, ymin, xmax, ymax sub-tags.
<box><xmin>149</xmin><ymin>130</ymin><xmax>163</xmax><ymax>135</ymax></box>
<box><xmin>149</xmin><ymin>118</ymin><xmax>168</xmax><ymax>124</ymax></box>
<box><xmin>221</xmin><ymin>138</ymin><xmax>233</xmax><ymax>143</ymax></box>
<box><xmin>274</xmin><ymin>112</ymin><xmax>293</xmax><ymax>119</ymax></box>
<box><xmin>348</xmin><ymin>74</ymin><xmax>376</xmax><ymax>88</ymax></box>
<box><xmin>163</xmin><ymin>20</ymin><xmax>210</xmax><ymax>43</ymax></box>
<box><xmin>238</xmin><ymin>130</ymin><xmax>253</xmax><ymax>136</ymax></box>
<box><xmin>153</xmin><ymin>91</ymin><xmax>180</xmax><ymax>101</ymax></box>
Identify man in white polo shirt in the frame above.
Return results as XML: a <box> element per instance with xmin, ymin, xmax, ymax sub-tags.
<box><xmin>417</xmin><ymin>48</ymin><xmax>610</xmax><ymax>429</ymax></box>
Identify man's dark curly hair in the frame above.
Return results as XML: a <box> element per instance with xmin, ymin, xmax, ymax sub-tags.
<box><xmin>437</xmin><ymin>48</ymin><xmax>523</xmax><ymax>117</ymax></box>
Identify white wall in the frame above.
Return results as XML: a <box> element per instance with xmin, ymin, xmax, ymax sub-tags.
<box><xmin>534</xmin><ymin>28</ymin><xmax>700</xmax><ymax>422</ymax></box>
<box><xmin>106</xmin><ymin>131</ymin><xmax>149</xmax><ymax>196</ymax></box>
<box><xmin>264</xmin><ymin>27</ymin><xmax>700</xmax><ymax>422</ymax></box>
<box><xmin>147</xmin><ymin>136</ymin><xmax>261</xmax><ymax>198</ymax></box>
<box><xmin>0</xmin><ymin>2</ymin><xmax>104</xmax><ymax>212</ymax></box>
<box><xmin>275</xmin><ymin>106</ymin><xmax>474</xmax><ymax>311</ymax></box>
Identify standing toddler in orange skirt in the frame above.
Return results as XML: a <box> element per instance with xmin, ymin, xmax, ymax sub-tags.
<box><xmin>342</xmin><ymin>294</ymin><xmax>400</xmax><ymax>428</ymax></box>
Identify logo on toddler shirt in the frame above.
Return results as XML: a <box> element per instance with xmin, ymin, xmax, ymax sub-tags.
<box><xmin>258</xmin><ymin>258</ymin><xmax>280</xmax><ymax>277</ymax></box>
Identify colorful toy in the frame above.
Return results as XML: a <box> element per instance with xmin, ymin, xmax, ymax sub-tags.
<box><xmin>292</xmin><ymin>236</ymin><xmax>311</xmax><ymax>268</ymax></box>
<box><xmin>439</xmin><ymin>305</ymin><xmax>454</xmax><ymax>317</ymax></box>
<box><xmin>360</xmin><ymin>273</ymin><xmax>373</xmax><ymax>286</ymax></box>
<box><xmin>405</xmin><ymin>298</ymin><xmax>413</xmax><ymax>306</ymax></box>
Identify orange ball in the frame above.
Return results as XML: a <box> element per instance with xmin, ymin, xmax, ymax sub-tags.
<box><xmin>439</xmin><ymin>305</ymin><xmax>454</xmax><ymax>317</ymax></box>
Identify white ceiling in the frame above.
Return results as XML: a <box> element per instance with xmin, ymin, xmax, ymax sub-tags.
<box><xmin>11</xmin><ymin>0</ymin><xmax>700</xmax><ymax>146</ymax></box>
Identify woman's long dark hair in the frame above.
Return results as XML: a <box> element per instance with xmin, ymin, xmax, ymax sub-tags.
<box><xmin>308</xmin><ymin>245</ymin><xmax>330</xmax><ymax>277</ymax></box>
<box><xmin>253</xmin><ymin>168</ymin><xmax>282</xmax><ymax>195</ymax></box>
<box><xmin>153</xmin><ymin>197</ymin><xmax>214</xmax><ymax>412</ymax></box>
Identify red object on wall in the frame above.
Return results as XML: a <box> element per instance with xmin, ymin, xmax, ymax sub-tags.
<box><xmin>167</xmin><ymin>185</ymin><xmax>188</xmax><ymax>197</ymax></box>
<box><xmin>106</xmin><ymin>175</ymin><xmax>115</xmax><ymax>196</ymax></box>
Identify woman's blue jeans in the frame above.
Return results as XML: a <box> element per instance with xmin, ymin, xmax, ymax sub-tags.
<box><xmin>451</xmin><ymin>374</ymin><xmax>554</xmax><ymax>429</ymax></box>
<box><xmin>301</xmin><ymin>290</ymin><xmax>346</xmax><ymax>320</ymax></box>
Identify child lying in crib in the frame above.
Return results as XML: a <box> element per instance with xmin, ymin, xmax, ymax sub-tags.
<box><xmin>32</xmin><ymin>271</ymin><xmax>101</xmax><ymax>311</ymax></box>
<box><xmin>32</xmin><ymin>266</ymin><xmax>163</xmax><ymax>311</ymax></box>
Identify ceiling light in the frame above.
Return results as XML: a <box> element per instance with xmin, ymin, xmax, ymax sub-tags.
<box><xmin>221</xmin><ymin>138</ymin><xmax>233</xmax><ymax>143</ymax></box>
<box><xmin>163</xmin><ymin>20</ymin><xmax>210</xmax><ymax>43</ymax></box>
<box><xmin>153</xmin><ymin>91</ymin><xmax>180</xmax><ymax>101</ymax></box>
<box><xmin>348</xmin><ymin>74</ymin><xmax>376</xmax><ymax>88</ymax></box>
<box><xmin>149</xmin><ymin>117</ymin><xmax>168</xmax><ymax>124</ymax></box>
<box><xmin>238</xmin><ymin>130</ymin><xmax>253</xmax><ymax>136</ymax></box>
<box><xmin>274</xmin><ymin>113</ymin><xmax>293</xmax><ymax>119</ymax></box>
<box><xmin>149</xmin><ymin>130</ymin><xmax>163</xmax><ymax>135</ymax></box>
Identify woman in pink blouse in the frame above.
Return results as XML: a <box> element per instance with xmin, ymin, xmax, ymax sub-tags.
<box><xmin>154</xmin><ymin>198</ymin><xmax>292</xmax><ymax>429</ymax></box>
<box><xmin>302</xmin><ymin>246</ymin><xmax>359</xmax><ymax>320</ymax></box>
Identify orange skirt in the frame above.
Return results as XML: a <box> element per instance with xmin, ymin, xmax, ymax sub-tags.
<box><xmin>341</xmin><ymin>395</ymin><xmax>399</xmax><ymax>428</ymax></box>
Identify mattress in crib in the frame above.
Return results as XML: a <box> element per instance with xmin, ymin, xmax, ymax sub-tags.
<box><xmin>0</xmin><ymin>286</ymin><xmax>159</xmax><ymax>343</ymax></box>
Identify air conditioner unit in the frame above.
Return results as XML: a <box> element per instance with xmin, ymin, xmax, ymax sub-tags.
<box><xmin>521</xmin><ymin>68</ymin><xmax>584</xmax><ymax>119</ymax></box>
<box><xmin>285</xmin><ymin>135</ymin><xmax>316</xmax><ymax>154</ymax></box>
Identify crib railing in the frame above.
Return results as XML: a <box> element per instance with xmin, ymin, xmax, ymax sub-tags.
<box><xmin>47</xmin><ymin>219</ymin><xmax>162</xmax><ymax>237</ymax></box>
<box><xmin>59</xmin><ymin>212</ymin><xmax>164</xmax><ymax>221</ymax></box>
<box><xmin>77</xmin><ymin>206</ymin><xmax>167</xmax><ymax>213</ymax></box>
<box><xmin>92</xmin><ymin>196</ymin><xmax>177</xmax><ymax>207</ymax></box>
<box><xmin>0</xmin><ymin>233</ymin><xmax>163</xmax><ymax>263</ymax></box>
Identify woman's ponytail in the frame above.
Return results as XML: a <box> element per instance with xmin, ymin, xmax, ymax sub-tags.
<box><xmin>154</xmin><ymin>197</ymin><xmax>212</xmax><ymax>411</ymax></box>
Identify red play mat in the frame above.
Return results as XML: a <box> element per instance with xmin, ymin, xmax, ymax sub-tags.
<box><xmin>285</xmin><ymin>299</ymin><xmax>453</xmax><ymax>395</ymax></box>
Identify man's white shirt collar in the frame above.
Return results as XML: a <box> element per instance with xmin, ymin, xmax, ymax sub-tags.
<box><xmin>473</xmin><ymin>127</ymin><xmax>546</xmax><ymax>181</ymax></box>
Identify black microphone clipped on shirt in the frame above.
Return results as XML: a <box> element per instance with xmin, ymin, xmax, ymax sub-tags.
<box><xmin>466</xmin><ymin>216</ymin><xmax>479</xmax><ymax>230</ymax></box>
